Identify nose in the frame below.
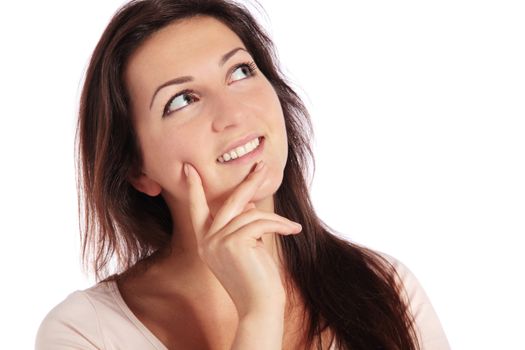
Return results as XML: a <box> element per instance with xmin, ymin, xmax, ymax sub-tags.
<box><xmin>211</xmin><ymin>91</ymin><xmax>249</xmax><ymax>132</ymax></box>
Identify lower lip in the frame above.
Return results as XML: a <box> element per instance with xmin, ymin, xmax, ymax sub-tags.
<box><xmin>218</xmin><ymin>136</ymin><xmax>265</xmax><ymax>165</ymax></box>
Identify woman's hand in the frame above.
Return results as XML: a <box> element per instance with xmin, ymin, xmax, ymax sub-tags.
<box><xmin>184</xmin><ymin>160</ymin><xmax>302</xmax><ymax>319</ymax></box>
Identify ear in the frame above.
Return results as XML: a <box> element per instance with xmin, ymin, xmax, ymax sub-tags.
<box><xmin>129</xmin><ymin>172</ymin><xmax>162</xmax><ymax>197</ymax></box>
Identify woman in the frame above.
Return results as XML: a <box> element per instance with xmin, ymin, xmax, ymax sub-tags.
<box><xmin>36</xmin><ymin>0</ymin><xmax>450</xmax><ymax>349</ymax></box>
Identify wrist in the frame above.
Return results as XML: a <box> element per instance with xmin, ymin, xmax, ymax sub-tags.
<box><xmin>231</xmin><ymin>311</ymin><xmax>284</xmax><ymax>350</ymax></box>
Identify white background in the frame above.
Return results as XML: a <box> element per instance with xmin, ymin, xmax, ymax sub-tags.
<box><xmin>1</xmin><ymin>0</ymin><xmax>523</xmax><ymax>349</ymax></box>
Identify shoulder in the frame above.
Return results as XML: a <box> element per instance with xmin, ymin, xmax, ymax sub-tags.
<box><xmin>35</xmin><ymin>282</ymin><xmax>114</xmax><ymax>350</ymax></box>
<box><xmin>376</xmin><ymin>251</ymin><xmax>451</xmax><ymax>350</ymax></box>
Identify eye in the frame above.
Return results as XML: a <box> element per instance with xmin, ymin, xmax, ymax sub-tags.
<box><xmin>162</xmin><ymin>61</ymin><xmax>258</xmax><ymax>118</ymax></box>
<box><xmin>230</xmin><ymin>61</ymin><xmax>258</xmax><ymax>83</ymax></box>
<box><xmin>163</xmin><ymin>89</ymin><xmax>199</xmax><ymax>117</ymax></box>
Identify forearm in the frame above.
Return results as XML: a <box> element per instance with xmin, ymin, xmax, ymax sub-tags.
<box><xmin>230</xmin><ymin>312</ymin><xmax>284</xmax><ymax>350</ymax></box>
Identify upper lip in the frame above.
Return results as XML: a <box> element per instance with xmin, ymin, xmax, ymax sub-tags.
<box><xmin>218</xmin><ymin>133</ymin><xmax>262</xmax><ymax>158</ymax></box>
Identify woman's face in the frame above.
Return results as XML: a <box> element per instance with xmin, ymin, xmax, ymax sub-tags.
<box><xmin>124</xmin><ymin>16</ymin><xmax>288</xmax><ymax>213</ymax></box>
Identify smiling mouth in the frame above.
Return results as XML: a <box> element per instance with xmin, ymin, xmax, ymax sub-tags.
<box><xmin>217</xmin><ymin>136</ymin><xmax>264</xmax><ymax>164</ymax></box>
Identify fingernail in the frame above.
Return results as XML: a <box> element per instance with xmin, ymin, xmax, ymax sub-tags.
<box><xmin>254</xmin><ymin>161</ymin><xmax>265</xmax><ymax>172</ymax></box>
<box><xmin>184</xmin><ymin>164</ymin><xmax>190</xmax><ymax>177</ymax></box>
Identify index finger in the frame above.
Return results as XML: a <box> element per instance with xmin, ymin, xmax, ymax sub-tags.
<box><xmin>184</xmin><ymin>163</ymin><xmax>210</xmax><ymax>241</ymax></box>
<box><xmin>208</xmin><ymin>160</ymin><xmax>267</xmax><ymax>234</ymax></box>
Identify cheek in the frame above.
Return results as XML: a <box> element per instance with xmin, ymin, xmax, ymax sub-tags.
<box><xmin>141</xmin><ymin>131</ymin><xmax>197</xmax><ymax>185</ymax></box>
<box><xmin>266</xmin><ymin>93</ymin><xmax>288</xmax><ymax>164</ymax></box>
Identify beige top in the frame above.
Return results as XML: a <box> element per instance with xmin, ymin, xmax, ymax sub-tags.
<box><xmin>35</xmin><ymin>254</ymin><xmax>451</xmax><ymax>349</ymax></box>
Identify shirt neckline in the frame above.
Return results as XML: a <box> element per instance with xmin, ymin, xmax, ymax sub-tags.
<box><xmin>106</xmin><ymin>279</ymin><xmax>337</xmax><ymax>350</ymax></box>
<box><xmin>107</xmin><ymin>279</ymin><xmax>169</xmax><ymax>350</ymax></box>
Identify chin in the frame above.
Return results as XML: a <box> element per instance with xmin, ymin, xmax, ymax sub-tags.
<box><xmin>252</xmin><ymin>169</ymin><xmax>284</xmax><ymax>204</ymax></box>
<box><xmin>208</xmin><ymin>166</ymin><xmax>284</xmax><ymax>213</ymax></box>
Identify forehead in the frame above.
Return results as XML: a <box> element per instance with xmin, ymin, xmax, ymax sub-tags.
<box><xmin>125</xmin><ymin>15</ymin><xmax>245</xmax><ymax>95</ymax></box>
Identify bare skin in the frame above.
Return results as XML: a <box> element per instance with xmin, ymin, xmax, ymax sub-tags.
<box><xmin>118</xmin><ymin>15</ymin><xmax>334</xmax><ymax>349</ymax></box>
<box><xmin>117</xmin><ymin>243</ymin><xmax>334</xmax><ymax>350</ymax></box>
<box><xmin>117</xmin><ymin>165</ymin><xmax>334</xmax><ymax>349</ymax></box>
<box><xmin>116</xmin><ymin>240</ymin><xmax>334</xmax><ymax>349</ymax></box>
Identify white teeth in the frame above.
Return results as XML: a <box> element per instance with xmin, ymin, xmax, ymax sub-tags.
<box><xmin>235</xmin><ymin>145</ymin><xmax>246</xmax><ymax>157</ymax></box>
<box><xmin>218</xmin><ymin>137</ymin><xmax>261</xmax><ymax>163</ymax></box>
<box><xmin>245</xmin><ymin>140</ymin><xmax>255</xmax><ymax>152</ymax></box>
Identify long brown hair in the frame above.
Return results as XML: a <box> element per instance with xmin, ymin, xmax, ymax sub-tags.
<box><xmin>76</xmin><ymin>0</ymin><xmax>420</xmax><ymax>349</ymax></box>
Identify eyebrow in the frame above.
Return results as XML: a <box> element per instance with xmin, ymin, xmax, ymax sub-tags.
<box><xmin>149</xmin><ymin>47</ymin><xmax>248</xmax><ymax>110</ymax></box>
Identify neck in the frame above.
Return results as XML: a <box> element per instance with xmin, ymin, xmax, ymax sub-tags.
<box><xmin>140</xmin><ymin>193</ymin><xmax>287</xmax><ymax>297</ymax></box>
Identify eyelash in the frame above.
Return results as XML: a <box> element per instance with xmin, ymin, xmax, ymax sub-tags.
<box><xmin>162</xmin><ymin>61</ymin><xmax>259</xmax><ymax>118</ymax></box>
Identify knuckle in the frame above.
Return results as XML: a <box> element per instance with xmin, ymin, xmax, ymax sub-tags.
<box><xmin>238</xmin><ymin>208</ymin><xmax>258</xmax><ymax>221</ymax></box>
<box><xmin>222</xmin><ymin>235</ymin><xmax>238</xmax><ymax>250</ymax></box>
<box><xmin>251</xmin><ymin>218</ymin><xmax>266</xmax><ymax>226</ymax></box>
